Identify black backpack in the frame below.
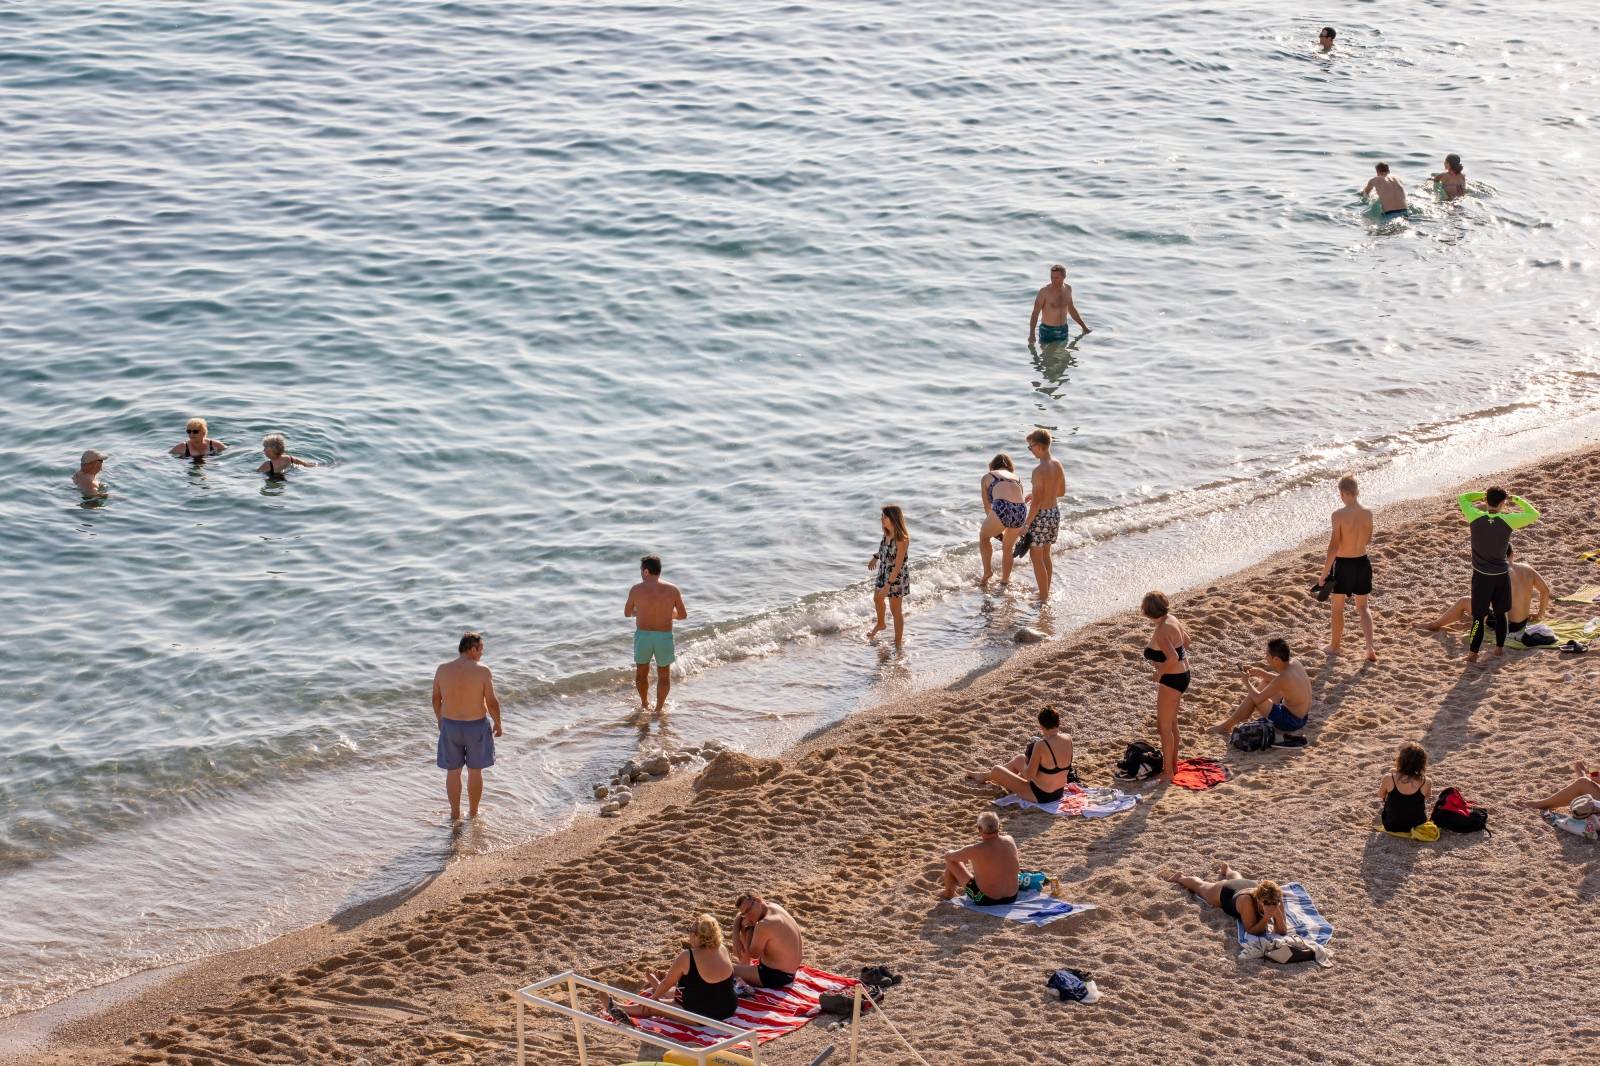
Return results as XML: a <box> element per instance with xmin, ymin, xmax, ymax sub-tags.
<box><xmin>1230</xmin><ymin>719</ymin><xmax>1276</xmax><ymax>752</ymax></box>
<box><xmin>1432</xmin><ymin>786</ymin><xmax>1490</xmax><ymax>834</ymax></box>
<box><xmin>1115</xmin><ymin>742</ymin><xmax>1162</xmax><ymax>780</ymax></box>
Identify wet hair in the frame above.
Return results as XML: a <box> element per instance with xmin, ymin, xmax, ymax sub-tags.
<box><xmin>989</xmin><ymin>453</ymin><xmax>1015</xmax><ymax>473</ymax></box>
<box><xmin>640</xmin><ymin>554</ymin><xmax>662</xmax><ymax>576</ymax></box>
<box><xmin>1485</xmin><ymin>486</ymin><xmax>1508</xmax><ymax>507</ymax></box>
<box><xmin>1037</xmin><ymin>706</ymin><xmax>1060</xmax><ymax>730</ymax></box>
<box><xmin>1319</xmin><ymin>26</ymin><xmax>1336</xmax><ymax>39</ymax></box>
<box><xmin>1444</xmin><ymin>153</ymin><xmax>1463</xmax><ymax>174</ymax></box>
<box><xmin>459</xmin><ymin>631</ymin><xmax>483</xmax><ymax>654</ymax></box>
<box><xmin>1026</xmin><ymin>428</ymin><xmax>1052</xmax><ymax>448</ymax></box>
<box><xmin>881</xmin><ymin>504</ymin><xmax>909</xmax><ymax>542</ymax></box>
<box><xmin>691</xmin><ymin>913</ymin><xmax>723</xmax><ymax>950</ymax></box>
<box><xmin>1338</xmin><ymin>474</ymin><xmax>1358</xmax><ymax>495</ymax></box>
<box><xmin>1395</xmin><ymin>742</ymin><xmax>1428</xmax><ymax>780</ymax></box>
<box><xmin>262</xmin><ymin>433</ymin><xmax>286</xmax><ymax>454</ymax></box>
<box><xmin>1050</xmin><ymin>263</ymin><xmax>1065</xmax><ymax>275</ymax></box>
<box><xmin>1375</xmin><ymin>162</ymin><xmax>1390</xmax><ymax>175</ymax></box>
<box><xmin>186</xmin><ymin>417</ymin><xmax>208</xmax><ymax>435</ymax></box>
<box><xmin>1140</xmin><ymin>591</ymin><xmax>1170</xmax><ymax>619</ymax></box>
<box><xmin>1267</xmin><ymin>637</ymin><xmax>1291</xmax><ymax>663</ymax></box>
<box><xmin>977</xmin><ymin>811</ymin><xmax>1001</xmax><ymax>835</ymax></box>
<box><xmin>1253</xmin><ymin>881</ymin><xmax>1283</xmax><ymax>907</ymax></box>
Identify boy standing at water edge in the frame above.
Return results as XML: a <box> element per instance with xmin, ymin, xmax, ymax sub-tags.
<box><xmin>1361</xmin><ymin>162</ymin><xmax>1407</xmax><ymax>218</ymax></box>
<box><xmin>1023</xmin><ymin>429</ymin><xmax>1066</xmax><ymax>603</ymax></box>
<box><xmin>1320</xmin><ymin>475</ymin><xmax>1377</xmax><ymax>662</ymax></box>
<box><xmin>1028</xmin><ymin>264</ymin><xmax>1091</xmax><ymax>346</ymax></box>
<box><xmin>626</xmin><ymin>554</ymin><xmax>686</xmax><ymax>715</ymax></box>
<box><xmin>432</xmin><ymin>632</ymin><xmax>503</xmax><ymax>820</ymax></box>
<box><xmin>1460</xmin><ymin>486</ymin><xmax>1539</xmax><ymax>663</ymax></box>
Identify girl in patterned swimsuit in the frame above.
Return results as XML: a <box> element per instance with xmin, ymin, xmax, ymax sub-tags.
<box><xmin>867</xmin><ymin>504</ymin><xmax>911</xmax><ymax>647</ymax></box>
<box><xmin>979</xmin><ymin>454</ymin><xmax>1028</xmax><ymax>585</ymax></box>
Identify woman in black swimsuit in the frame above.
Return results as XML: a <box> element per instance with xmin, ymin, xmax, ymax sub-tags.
<box><xmin>1379</xmin><ymin>743</ymin><xmax>1431</xmax><ymax>833</ymax></box>
<box><xmin>1142</xmin><ymin>591</ymin><xmax>1191</xmax><ymax>785</ymax></box>
<box><xmin>966</xmin><ymin>706</ymin><xmax>1074</xmax><ymax>804</ymax></box>
<box><xmin>602</xmin><ymin>913</ymin><xmax>738</xmax><ymax>1024</ymax></box>
<box><xmin>1165</xmin><ymin>862</ymin><xmax>1287</xmax><ymax>936</ymax></box>
<box><xmin>169</xmin><ymin>417</ymin><xmax>226</xmax><ymax>459</ymax></box>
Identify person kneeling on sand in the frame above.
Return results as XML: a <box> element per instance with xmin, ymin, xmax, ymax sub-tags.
<box><xmin>1517</xmin><ymin>761</ymin><xmax>1600</xmax><ymax>812</ymax></box>
<box><xmin>940</xmin><ymin>811</ymin><xmax>1027</xmax><ymax>906</ymax></box>
<box><xmin>1413</xmin><ymin>545</ymin><xmax>1549</xmax><ymax>639</ymax></box>
<box><xmin>1165</xmin><ymin>863</ymin><xmax>1287</xmax><ymax>936</ymax></box>
<box><xmin>1210</xmin><ymin>637</ymin><xmax>1313</xmax><ymax>737</ymax></box>
<box><xmin>732</xmin><ymin>892</ymin><xmax>804</xmax><ymax>990</ymax></box>
<box><xmin>1379</xmin><ymin>743</ymin><xmax>1432</xmax><ymax>835</ymax></box>
<box><xmin>602</xmin><ymin>913</ymin><xmax>737</xmax><ymax>1025</ymax></box>
<box><xmin>966</xmin><ymin>706</ymin><xmax>1074</xmax><ymax>804</ymax></box>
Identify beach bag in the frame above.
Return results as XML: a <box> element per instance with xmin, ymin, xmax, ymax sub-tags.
<box><xmin>1114</xmin><ymin>742</ymin><xmax>1162</xmax><ymax>780</ymax></box>
<box><xmin>1519</xmin><ymin>624</ymin><xmax>1557</xmax><ymax>647</ymax></box>
<box><xmin>1432</xmin><ymin>787</ymin><xmax>1489</xmax><ymax>834</ymax></box>
<box><xmin>1570</xmin><ymin>794</ymin><xmax>1599</xmax><ymax>819</ymax></box>
<box><xmin>1229</xmin><ymin>719</ymin><xmax>1276</xmax><ymax>752</ymax></box>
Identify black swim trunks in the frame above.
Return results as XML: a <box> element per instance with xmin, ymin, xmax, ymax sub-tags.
<box><xmin>1330</xmin><ymin>555</ymin><xmax>1373</xmax><ymax>597</ymax></box>
<box><xmin>963</xmin><ymin>881</ymin><xmax>1019</xmax><ymax>907</ymax></box>
<box><xmin>755</xmin><ymin>963</ymin><xmax>795</xmax><ymax>989</ymax></box>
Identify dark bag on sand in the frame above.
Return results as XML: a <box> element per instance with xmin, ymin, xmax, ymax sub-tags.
<box><xmin>1265</xmin><ymin>942</ymin><xmax>1319</xmax><ymax>965</ymax></box>
<box><xmin>1432</xmin><ymin>786</ymin><xmax>1490</xmax><ymax>834</ymax></box>
<box><xmin>1114</xmin><ymin>742</ymin><xmax>1162</xmax><ymax>780</ymax></box>
<box><xmin>1230</xmin><ymin>719</ymin><xmax>1276</xmax><ymax>752</ymax></box>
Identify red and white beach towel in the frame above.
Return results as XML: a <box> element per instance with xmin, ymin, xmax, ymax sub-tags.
<box><xmin>635</xmin><ymin>966</ymin><xmax>861</xmax><ymax>1049</ymax></box>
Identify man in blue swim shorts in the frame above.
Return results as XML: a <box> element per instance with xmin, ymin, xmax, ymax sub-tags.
<box><xmin>432</xmin><ymin>631</ymin><xmax>503</xmax><ymax>820</ymax></box>
<box><xmin>625</xmin><ymin>554</ymin><xmax>687</xmax><ymax>716</ymax></box>
<box><xmin>1028</xmin><ymin>263</ymin><xmax>1091</xmax><ymax>347</ymax></box>
<box><xmin>1209</xmin><ymin>637</ymin><xmax>1314</xmax><ymax>737</ymax></box>
<box><xmin>1361</xmin><ymin>161</ymin><xmax>1407</xmax><ymax>220</ymax></box>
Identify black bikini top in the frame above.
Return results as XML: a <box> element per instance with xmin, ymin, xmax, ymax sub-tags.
<box><xmin>1143</xmin><ymin>645</ymin><xmax>1186</xmax><ymax>664</ymax></box>
<box><xmin>1031</xmin><ymin>736</ymin><xmax>1070</xmax><ymax>774</ymax></box>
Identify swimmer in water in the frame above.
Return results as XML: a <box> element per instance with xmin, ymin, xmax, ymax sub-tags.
<box><xmin>1318</xmin><ymin>26</ymin><xmax>1336</xmax><ymax>51</ymax></box>
<box><xmin>1432</xmin><ymin>154</ymin><xmax>1466</xmax><ymax>200</ymax></box>
<box><xmin>73</xmin><ymin>449</ymin><xmax>108</xmax><ymax>497</ymax></box>
<box><xmin>1361</xmin><ymin>162</ymin><xmax>1407</xmax><ymax>219</ymax></box>
<box><xmin>256</xmin><ymin>432</ymin><xmax>316</xmax><ymax>477</ymax></box>
<box><xmin>170</xmin><ymin>417</ymin><xmax>226</xmax><ymax>459</ymax></box>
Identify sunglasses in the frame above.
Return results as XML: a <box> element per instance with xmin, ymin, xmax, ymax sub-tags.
<box><xmin>188</xmin><ymin>429</ymin><xmax>203</xmax><ymax>435</ymax></box>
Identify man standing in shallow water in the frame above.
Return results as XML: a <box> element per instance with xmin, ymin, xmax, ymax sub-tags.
<box><xmin>432</xmin><ymin>632</ymin><xmax>503</xmax><ymax>820</ymax></box>
<box><xmin>1022</xmin><ymin>429</ymin><xmax>1066</xmax><ymax>603</ymax></box>
<box><xmin>1361</xmin><ymin>162</ymin><xmax>1407</xmax><ymax>219</ymax></box>
<box><xmin>1028</xmin><ymin>264</ymin><xmax>1091</xmax><ymax>346</ymax></box>
<box><xmin>1320</xmin><ymin>474</ymin><xmax>1377</xmax><ymax>662</ymax></box>
<box><xmin>625</xmin><ymin>554</ymin><xmax>687</xmax><ymax>715</ymax></box>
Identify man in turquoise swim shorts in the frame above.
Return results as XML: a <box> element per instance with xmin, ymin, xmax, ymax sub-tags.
<box><xmin>1028</xmin><ymin>264</ymin><xmax>1091</xmax><ymax>347</ymax></box>
<box><xmin>625</xmin><ymin>554</ymin><xmax>687</xmax><ymax>715</ymax></box>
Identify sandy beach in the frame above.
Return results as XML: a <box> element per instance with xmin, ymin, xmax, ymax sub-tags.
<box><xmin>9</xmin><ymin>443</ymin><xmax>1600</xmax><ymax>1066</ymax></box>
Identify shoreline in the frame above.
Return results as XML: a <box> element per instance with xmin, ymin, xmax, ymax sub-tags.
<box><xmin>10</xmin><ymin>437</ymin><xmax>1600</xmax><ymax>1063</ymax></box>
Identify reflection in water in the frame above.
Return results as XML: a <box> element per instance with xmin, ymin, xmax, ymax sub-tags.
<box><xmin>1029</xmin><ymin>338</ymin><xmax>1080</xmax><ymax>407</ymax></box>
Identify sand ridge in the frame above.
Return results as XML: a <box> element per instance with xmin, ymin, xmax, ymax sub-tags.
<box><xmin>14</xmin><ymin>446</ymin><xmax>1600</xmax><ymax>1065</ymax></box>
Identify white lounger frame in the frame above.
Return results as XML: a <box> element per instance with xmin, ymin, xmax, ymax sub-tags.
<box><xmin>515</xmin><ymin>971</ymin><xmax>865</xmax><ymax>1066</ymax></box>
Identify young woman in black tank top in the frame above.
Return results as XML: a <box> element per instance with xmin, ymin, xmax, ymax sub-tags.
<box><xmin>1379</xmin><ymin>743</ymin><xmax>1431</xmax><ymax>833</ymax></box>
<box><xmin>604</xmin><ymin>913</ymin><xmax>738</xmax><ymax>1024</ymax></box>
<box><xmin>966</xmin><ymin>706</ymin><xmax>1075</xmax><ymax>804</ymax></box>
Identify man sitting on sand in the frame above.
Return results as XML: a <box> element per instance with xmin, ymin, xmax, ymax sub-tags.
<box><xmin>940</xmin><ymin>811</ymin><xmax>1023</xmax><ymax>906</ymax></box>
<box><xmin>1361</xmin><ymin>162</ymin><xmax>1407</xmax><ymax>219</ymax></box>
<box><xmin>1210</xmin><ymin>638</ymin><xmax>1313</xmax><ymax>736</ymax></box>
<box><xmin>432</xmin><ymin>632</ymin><xmax>503</xmax><ymax>820</ymax></box>
<box><xmin>1320</xmin><ymin>474</ymin><xmax>1377</xmax><ymax>661</ymax></box>
<box><xmin>1028</xmin><ymin>263</ymin><xmax>1091</xmax><ymax>347</ymax></box>
<box><xmin>1414</xmin><ymin>545</ymin><xmax>1549</xmax><ymax>639</ymax></box>
<box><xmin>731</xmin><ymin>891</ymin><xmax>804</xmax><ymax>989</ymax></box>
<box><xmin>72</xmin><ymin>449</ymin><xmax>108</xmax><ymax>497</ymax></box>
<box><xmin>625</xmin><ymin>554</ymin><xmax>687</xmax><ymax>716</ymax></box>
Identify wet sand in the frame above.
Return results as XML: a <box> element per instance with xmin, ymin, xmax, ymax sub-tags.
<box><xmin>9</xmin><ymin>445</ymin><xmax>1600</xmax><ymax>1066</ymax></box>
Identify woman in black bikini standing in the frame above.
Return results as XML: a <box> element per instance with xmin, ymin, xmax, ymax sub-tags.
<box><xmin>1164</xmin><ymin>862</ymin><xmax>1286</xmax><ymax>936</ymax></box>
<box><xmin>601</xmin><ymin>913</ymin><xmax>738</xmax><ymax>1024</ymax></box>
<box><xmin>1142</xmin><ymin>591</ymin><xmax>1191</xmax><ymax>785</ymax></box>
<box><xmin>966</xmin><ymin>706</ymin><xmax>1074</xmax><ymax>804</ymax></box>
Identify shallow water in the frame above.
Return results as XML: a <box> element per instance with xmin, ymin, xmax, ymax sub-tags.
<box><xmin>2</xmin><ymin>0</ymin><xmax>1599</xmax><ymax>1015</ymax></box>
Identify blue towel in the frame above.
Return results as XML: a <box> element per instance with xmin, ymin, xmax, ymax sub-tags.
<box><xmin>949</xmin><ymin>890</ymin><xmax>1095</xmax><ymax>927</ymax></box>
<box><xmin>1236</xmin><ymin>881</ymin><xmax>1332</xmax><ymax>946</ymax></box>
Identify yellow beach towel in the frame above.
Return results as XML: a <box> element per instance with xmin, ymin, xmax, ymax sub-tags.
<box><xmin>1377</xmin><ymin>821</ymin><xmax>1440</xmax><ymax>842</ymax></box>
<box><xmin>1555</xmin><ymin>585</ymin><xmax>1600</xmax><ymax>605</ymax></box>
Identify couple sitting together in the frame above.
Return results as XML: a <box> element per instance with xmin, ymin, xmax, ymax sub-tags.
<box><xmin>603</xmin><ymin>892</ymin><xmax>804</xmax><ymax>1024</ymax></box>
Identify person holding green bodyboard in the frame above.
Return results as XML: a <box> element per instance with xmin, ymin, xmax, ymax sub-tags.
<box><xmin>1459</xmin><ymin>486</ymin><xmax>1539</xmax><ymax>662</ymax></box>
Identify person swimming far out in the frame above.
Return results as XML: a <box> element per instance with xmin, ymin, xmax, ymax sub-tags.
<box><xmin>1433</xmin><ymin>154</ymin><xmax>1467</xmax><ymax>200</ymax></box>
<box><xmin>1164</xmin><ymin>862</ymin><xmax>1287</xmax><ymax>936</ymax></box>
<box><xmin>1318</xmin><ymin>26</ymin><xmax>1336</xmax><ymax>50</ymax></box>
<box><xmin>978</xmin><ymin>453</ymin><xmax>1028</xmax><ymax>585</ymax></box>
<box><xmin>1361</xmin><ymin>162</ymin><xmax>1408</xmax><ymax>220</ymax></box>
<box><xmin>1379</xmin><ymin>743</ymin><xmax>1432</xmax><ymax>834</ymax></box>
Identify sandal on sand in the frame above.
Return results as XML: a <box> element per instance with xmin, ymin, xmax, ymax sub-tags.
<box><xmin>1559</xmin><ymin>640</ymin><xmax>1589</xmax><ymax>655</ymax></box>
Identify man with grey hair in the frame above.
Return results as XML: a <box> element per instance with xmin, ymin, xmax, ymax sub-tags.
<box><xmin>941</xmin><ymin>811</ymin><xmax>1022</xmax><ymax>906</ymax></box>
<box><xmin>1028</xmin><ymin>263</ymin><xmax>1091</xmax><ymax>346</ymax></box>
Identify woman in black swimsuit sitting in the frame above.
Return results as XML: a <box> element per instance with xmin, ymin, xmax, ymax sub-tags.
<box><xmin>1379</xmin><ymin>743</ymin><xmax>1431</xmax><ymax>833</ymax></box>
<box><xmin>602</xmin><ymin>913</ymin><xmax>738</xmax><ymax>1024</ymax></box>
<box><xmin>1164</xmin><ymin>862</ymin><xmax>1287</xmax><ymax>936</ymax></box>
<box><xmin>966</xmin><ymin>706</ymin><xmax>1074</xmax><ymax>804</ymax></box>
<box><xmin>1142</xmin><ymin>591</ymin><xmax>1192</xmax><ymax>786</ymax></box>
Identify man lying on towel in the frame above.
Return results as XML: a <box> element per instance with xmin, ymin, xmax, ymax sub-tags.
<box><xmin>940</xmin><ymin>812</ymin><xmax>1022</xmax><ymax>906</ymax></box>
<box><xmin>732</xmin><ymin>891</ymin><xmax>805</xmax><ymax>990</ymax></box>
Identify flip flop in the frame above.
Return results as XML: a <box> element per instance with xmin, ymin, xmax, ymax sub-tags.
<box><xmin>1560</xmin><ymin>640</ymin><xmax>1589</xmax><ymax>654</ymax></box>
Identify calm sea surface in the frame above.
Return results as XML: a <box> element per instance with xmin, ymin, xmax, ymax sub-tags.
<box><xmin>3</xmin><ymin>0</ymin><xmax>1599</xmax><ymax>1015</ymax></box>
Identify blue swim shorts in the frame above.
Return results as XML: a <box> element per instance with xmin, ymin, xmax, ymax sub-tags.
<box><xmin>634</xmin><ymin>629</ymin><xmax>676</xmax><ymax>667</ymax></box>
<box><xmin>1267</xmin><ymin>702</ymin><xmax>1309</xmax><ymax>734</ymax></box>
<box><xmin>437</xmin><ymin>716</ymin><xmax>495</xmax><ymax>770</ymax></box>
<box><xmin>1037</xmin><ymin>323</ymin><xmax>1071</xmax><ymax>344</ymax></box>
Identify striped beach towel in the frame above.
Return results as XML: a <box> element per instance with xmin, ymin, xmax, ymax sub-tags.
<box><xmin>1236</xmin><ymin>882</ymin><xmax>1332</xmax><ymax>947</ymax></box>
<box><xmin>633</xmin><ymin>966</ymin><xmax>859</xmax><ymax>1049</ymax></box>
<box><xmin>949</xmin><ymin>890</ymin><xmax>1096</xmax><ymax>927</ymax></box>
<box><xmin>995</xmin><ymin>786</ymin><xmax>1137</xmax><ymax>818</ymax></box>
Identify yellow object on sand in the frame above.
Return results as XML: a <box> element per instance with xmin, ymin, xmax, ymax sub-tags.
<box><xmin>661</xmin><ymin>1050</ymin><xmax>755</xmax><ymax>1066</ymax></box>
<box><xmin>1378</xmin><ymin>821</ymin><xmax>1440</xmax><ymax>842</ymax></box>
<box><xmin>1555</xmin><ymin>585</ymin><xmax>1600</xmax><ymax>605</ymax></box>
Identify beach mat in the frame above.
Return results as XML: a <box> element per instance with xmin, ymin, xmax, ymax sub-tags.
<box><xmin>1237</xmin><ymin>882</ymin><xmax>1332</xmax><ymax>947</ymax></box>
<box><xmin>949</xmin><ymin>890</ymin><xmax>1097</xmax><ymax>927</ymax></box>
<box><xmin>1172</xmin><ymin>758</ymin><xmax>1229</xmax><ymax>791</ymax></box>
<box><xmin>1507</xmin><ymin>618</ymin><xmax>1598</xmax><ymax>649</ymax></box>
<box><xmin>633</xmin><ymin>966</ymin><xmax>858</xmax><ymax>1049</ymax></box>
<box><xmin>1554</xmin><ymin>586</ymin><xmax>1600</xmax><ymax>605</ymax></box>
<box><xmin>1545</xmin><ymin>811</ymin><xmax>1599</xmax><ymax>840</ymax></box>
<box><xmin>995</xmin><ymin>785</ymin><xmax>1137</xmax><ymax>818</ymax></box>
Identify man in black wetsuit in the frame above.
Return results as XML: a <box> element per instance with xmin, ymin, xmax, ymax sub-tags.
<box><xmin>1458</xmin><ymin>486</ymin><xmax>1540</xmax><ymax>663</ymax></box>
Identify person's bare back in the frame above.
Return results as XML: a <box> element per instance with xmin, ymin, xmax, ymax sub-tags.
<box><xmin>434</xmin><ymin>655</ymin><xmax>496</xmax><ymax>721</ymax></box>
<box><xmin>627</xmin><ymin>578</ymin><xmax>684</xmax><ymax>633</ymax></box>
<box><xmin>1031</xmin><ymin>457</ymin><xmax>1065</xmax><ymax>509</ymax></box>
<box><xmin>967</xmin><ymin>832</ymin><xmax>1022</xmax><ymax>899</ymax></box>
<box><xmin>1362</xmin><ymin>166</ymin><xmax>1407</xmax><ymax>213</ymax></box>
<box><xmin>1330</xmin><ymin>501</ymin><xmax>1373</xmax><ymax>558</ymax></box>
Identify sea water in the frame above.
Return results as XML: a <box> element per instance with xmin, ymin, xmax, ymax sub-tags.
<box><xmin>2</xmin><ymin>0</ymin><xmax>1599</xmax><ymax>1015</ymax></box>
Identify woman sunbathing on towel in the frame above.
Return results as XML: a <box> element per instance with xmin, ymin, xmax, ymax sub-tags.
<box><xmin>1164</xmin><ymin>863</ymin><xmax>1287</xmax><ymax>936</ymax></box>
<box><xmin>1517</xmin><ymin>761</ymin><xmax>1600</xmax><ymax>811</ymax></box>
<box><xmin>965</xmin><ymin>706</ymin><xmax>1074</xmax><ymax>804</ymax></box>
<box><xmin>601</xmin><ymin>913</ymin><xmax>737</xmax><ymax>1024</ymax></box>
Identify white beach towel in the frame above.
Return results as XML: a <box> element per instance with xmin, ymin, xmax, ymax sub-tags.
<box><xmin>948</xmin><ymin>890</ymin><xmax>1096</xmax><ymax>927</ymax></box>
<box><xmin>1546</xmin><ymin>810</ymin><xmax>1600</xmax><ymax>839</ymax></box>
<box><xmin>995</xmin><ymin>786</ymin><xmax>1137</xmax><ymax>818</ymax></box>
<box><xmin>1236</xmin><ymin>882</ymin><xmax>1332</xmax><ymax>947</ymax></box>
